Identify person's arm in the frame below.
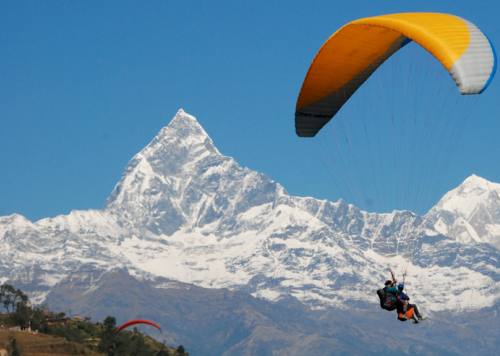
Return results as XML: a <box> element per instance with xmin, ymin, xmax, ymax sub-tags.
<box><xmin>390</xmin><ymin>270</ymin><xmax>397</xmax><ymax>284</ymax></box>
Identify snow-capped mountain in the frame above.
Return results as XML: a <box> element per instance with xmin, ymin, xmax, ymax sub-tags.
<box><xmin>0</xmin><ymin>109</ymin><xmax>498</xmax><ymax>312</ymax></box>
<box><xmin>425</xmin><ymin>174</ymin><xmax>500</xmax><ymax>249</ymax></box>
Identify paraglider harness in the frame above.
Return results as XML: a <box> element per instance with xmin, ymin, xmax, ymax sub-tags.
<box><xmin>376</xmin><ymin>269</ymin><xmax>398</xmax><ymax>311</ymax></box>
<box><xmin>377</xmin><ymin>286</ymin><xmax>397</xmax><ymax>311</ymax></box>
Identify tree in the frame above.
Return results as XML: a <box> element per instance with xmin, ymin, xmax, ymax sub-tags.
<box><xmin>98</xmin><ymin>316</ymin><xmax>118</xmax><ymax>355</ymax></box>
<box><xmin>30</xmin><ymin>306</ymin><xmax>48</xmax><ymax>332</ymax></box>
<box><xmin>11</xmin><ymin>300</ymin><xmax>32</xmax><ymax>329</ymax></box>
<box><xmin>103</xmin><ymin>316</ymin><xmax>117</xmax><ymax>331</ymax></box>
<box><xmin>0</xmin><ymin>284</ymin><xmax>16</xmax><ymax>312</ymax></box>
<box><xmin>0</xmin><ymin>284</ymin><xmax>28</xmax><ymax>313</ymax></box>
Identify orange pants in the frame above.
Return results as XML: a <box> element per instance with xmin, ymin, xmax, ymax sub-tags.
<box><xmin>398</xmin><ymin>306</ymin><xmax>414</xmax><ymax>321</ymax></box>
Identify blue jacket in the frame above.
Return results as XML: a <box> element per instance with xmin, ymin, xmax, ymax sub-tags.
<box><xmin>398</xmin><ymin>291</ymin><xmax>410</xmax><ymax>301</ymax></box>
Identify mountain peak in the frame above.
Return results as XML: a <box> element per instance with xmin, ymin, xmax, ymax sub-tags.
<box><xmin>125</xmin><ymin>109</ymin><xmax>221</xmax><ymax>169</ymax></box>
<box><xmin>158</xmin><ymin>108</ymin><xmax>214</xmax><ymax>147</ymax></box>
<box><xmin>0</xmin><ymin>213</ymin><xmax>33</xmax><ymax>229</ymax></box>
<box><xmin>175</xmin><ymin>107</ymin><xmax>187</xmax><ymax>116</ymax></box>
<box><xmin>431</xmin><ymin>174</ymin><xmax>500</xmax><ymax>219</ymax></box>
<box><xmin>425</xmin><ymin>174</ymin><xmax>500</xmax><ymax>249</ymax></box>
<box><xmin>461</xmin><ymin>174</ymin><xmax>499</xmax><ymax>191</ymax></box>
<box><xmin>106</xmin><ymin>109</ymin><xmax>233</xmax><ymax>232</ymax></box>
<box><xmin>170</xmin><ymin>108</ymin><xmax>201</xmax><ymax>128</ymax></box>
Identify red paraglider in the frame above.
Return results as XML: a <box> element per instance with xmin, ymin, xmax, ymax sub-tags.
<box><xmin>116</xmin><ymin>319</ymin><xmax>162</xmax><ymax>332</ymax></box>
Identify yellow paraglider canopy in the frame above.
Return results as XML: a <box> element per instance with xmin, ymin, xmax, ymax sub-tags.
<box><xmin>296</xmin><ymin>12</ymin><xmax>496</xmax><ymax>137</ymax></box>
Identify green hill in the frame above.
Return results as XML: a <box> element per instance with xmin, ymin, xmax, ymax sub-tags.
<box><xmin>0</xmin><ymin>283</ymin><xmax>188</xmax><ymax>356</ymax></box>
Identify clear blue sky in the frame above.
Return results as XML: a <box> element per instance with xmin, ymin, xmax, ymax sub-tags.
<box><xmin>1</xmin><ymin>0</ymin><xmax>499</xmax><ymax>220</ymax></box>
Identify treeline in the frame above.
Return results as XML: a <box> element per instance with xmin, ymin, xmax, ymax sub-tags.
<box><xmin>0</xmin><ymin>283</ymin><xmax>188</xmax><ymax>356</ymax></box>
<box><xmin>0</xmin><ymin>284</ymin><xmax>46</xmax><ymax>331</ymax></box>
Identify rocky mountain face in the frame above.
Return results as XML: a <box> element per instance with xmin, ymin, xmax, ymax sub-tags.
<box><xmin>0</xmin><ymin>109</ymin><xmax>498</xmax><ymax>314</ymax></box>
<box><xmin>44</xmin><ymin>268</ymin><xmax>500</xmax><ymax>356</ymax></box>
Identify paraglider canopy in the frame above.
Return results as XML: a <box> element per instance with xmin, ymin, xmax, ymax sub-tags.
<box><xmin>116</xmin><ymin>319</ymin><xmax>162</xmax><ymax>332</ymax></box>
<box><xmin>295</xmin><ymin>12</ymin><xmax>496</xmax><ymax>137</ymax></box>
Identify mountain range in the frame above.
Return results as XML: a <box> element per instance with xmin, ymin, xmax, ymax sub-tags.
<box><xmin>1</xmin><ymin>109</ymin><xmax>499</xmax><ymax>355</ymax></box>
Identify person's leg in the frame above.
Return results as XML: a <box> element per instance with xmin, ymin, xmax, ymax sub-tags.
<box><xmin>409</xmin><ymin>304</ymin><xmax>422</xmax><ymax>319</ymax></box>
<box><xmin>406</xmin><ymin>305</ymin><xmax>419</xmax><ymax>323</ymax></box>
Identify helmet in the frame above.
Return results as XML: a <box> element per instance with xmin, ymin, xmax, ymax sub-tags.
<box><xmin>397</xmin><ymin>283</ymin><xmax>404</xmax><ymax>290</ymax></box>
<box><xmin>384</xmin><ymin>280</ymin><xmax>392</xmax><ymax>286</ymax></box>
